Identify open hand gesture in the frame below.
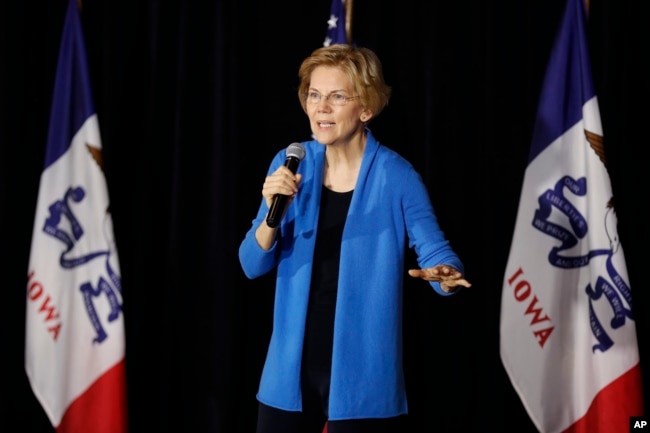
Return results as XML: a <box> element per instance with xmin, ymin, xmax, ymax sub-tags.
<box><xmin>408</xmin><ymin>265</ymin><xmax>472</xmax><ymax>293</ymax></box>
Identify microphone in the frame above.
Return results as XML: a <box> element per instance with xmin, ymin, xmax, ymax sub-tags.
<box><xmin>266</xmin><ymin>142</ymin><xmax>306</xmax><ymax>228</ymax></box>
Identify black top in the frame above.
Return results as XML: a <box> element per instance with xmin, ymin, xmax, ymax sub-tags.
<box><xmin>302</xmin><ymin>186</ymin><xmax>353</xmax><ymax>373</ymax></box>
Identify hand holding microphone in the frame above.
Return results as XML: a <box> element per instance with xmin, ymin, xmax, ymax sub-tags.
<box><xmin>265</xmin><ymin>143</ymin><xmax>306</xmax><ymax>228</ymax></box>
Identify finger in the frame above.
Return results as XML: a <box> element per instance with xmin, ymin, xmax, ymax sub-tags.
<box><xmin>408</xmin><ymin>269</ymin><xmax>435</xmax><ymax>280</ymax></box>
<box><xmin>263</xmin><ymin>174</ymin><xmax>298</xmax><ymax>197</ymax></box>
<box><xmin>446</xmin><ymin>278</ymin><xmax>472</xmax><ymax>288</ymax></box>
<box><xmin>408</xmin><ymin>270</ymin><xmax>442</xmax><ymax>282</ymax></box>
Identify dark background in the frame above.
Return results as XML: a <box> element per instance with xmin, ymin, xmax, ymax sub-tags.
<box><xmin>1</xmin><ymin>0</ymin><xmax>648</xmax><ymax>432</ymax></box>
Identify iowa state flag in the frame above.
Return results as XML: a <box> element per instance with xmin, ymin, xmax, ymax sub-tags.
<box><xmin>500</xmin><ymin>0</ymin><xmax>644</xmax><ymax>432</ymax></box>
<box><xmin>25</xmin><ymin>1</ymin><xmax>128</xmax><ymax>432</ymax></box>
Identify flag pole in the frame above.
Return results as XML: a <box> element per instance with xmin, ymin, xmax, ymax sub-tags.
<box><xmin>345</xmin><ymin>0</ymin><xmax>353</xmax><ymax>44</ymax></box>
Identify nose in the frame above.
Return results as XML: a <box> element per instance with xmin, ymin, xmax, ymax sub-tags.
<box><xmin>316</xmin><ymin>98</ymin><xmax>332</xmax><ymax>111</ymax></box>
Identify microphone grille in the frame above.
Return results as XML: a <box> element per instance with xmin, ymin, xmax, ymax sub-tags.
<box><xmin>286</xmin><ymin>142</ymin><xmax>306</xmax><ymax>160</ymax></box>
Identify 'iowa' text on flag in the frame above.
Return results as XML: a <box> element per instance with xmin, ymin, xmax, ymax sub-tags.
<box><xmin>25</xmin><ymin>1</ymin><xmax>128</xmax><ymax>432</ymax></box>
<box><xmin>499</xmin><ymin>0</ymin><xmax>644</xmax><ymax>432</ymax></box>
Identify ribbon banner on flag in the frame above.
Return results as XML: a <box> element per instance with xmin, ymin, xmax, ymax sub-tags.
<box><xmin>499</xmin><ymin>0</ymin><xmax>644</xmax><ymax>432</ymax></box>
<box><xmin>25</xmin><ymin>1</ymin><xmax>128</xmax><ymax>432</ymax></box>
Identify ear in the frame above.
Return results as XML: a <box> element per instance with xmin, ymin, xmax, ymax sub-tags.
<box><xmin>360</xmin><ymin>110</ymin><xmax>373</xmax><ymax>123</ymax></box>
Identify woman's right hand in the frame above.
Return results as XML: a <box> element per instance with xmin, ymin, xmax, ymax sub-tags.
<box><xmin>255</xmin><ymin>166</ymin><xmax>302</xmax><ymax>250</ymax></box>
<box><xmin>262</xmin><ymin>165</ymin><xmax>302</xmax><ymax>209</ymax></box>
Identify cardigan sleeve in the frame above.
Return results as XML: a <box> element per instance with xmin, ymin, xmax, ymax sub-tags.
<box><xmin>238</xmin><ymin>150</ymin><xmax>286</xmax><ymax>279</ymax></box>
<box><xmin>401</xmin><ymin>166</ymin><xmax>464</xmax><ymax>296</ymax></box>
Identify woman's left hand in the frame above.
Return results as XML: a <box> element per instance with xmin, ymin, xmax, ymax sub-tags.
<box><xmin>408</xmin><ymin>265</ymin><xmax>472</xmax><ymax>292</ymax></box>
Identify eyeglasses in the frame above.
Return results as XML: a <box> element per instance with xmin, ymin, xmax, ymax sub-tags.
<box><xmin>303</xmin><ymin>91</ymin><xmax>360</xmax><ymax>106</ymax></box>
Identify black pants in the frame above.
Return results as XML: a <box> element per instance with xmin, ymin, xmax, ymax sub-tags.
<box><xmin>255</xmin><ymin>370</ymin><xmax>407</xmax><ymax>433</ymax></box>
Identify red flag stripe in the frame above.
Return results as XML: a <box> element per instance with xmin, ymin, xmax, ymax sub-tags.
<box><xmin>57</xmin><ymin>360</ymin><xmax>128</xmax><ymax>433</ymax></box>
<box><xmin>562</xmin><ymin>364</ymin><xmax>644</xmax><ymax>433</ymax></box>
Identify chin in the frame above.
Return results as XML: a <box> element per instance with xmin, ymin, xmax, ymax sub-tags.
<box><xmin>311</xmin><ymin>132</ymin><xmax>329</xmax><ymax>145</ymax></box>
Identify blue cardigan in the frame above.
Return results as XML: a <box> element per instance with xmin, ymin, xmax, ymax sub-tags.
<box><xmin>239</xmin><ymin>131</ymin><xmax>464</xmax><ymax>420</ymax></box>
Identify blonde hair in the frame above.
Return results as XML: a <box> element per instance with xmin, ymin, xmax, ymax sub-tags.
<box><xmin>297</xmin><ymin>44</ymin><xmax>391</xmax><ymax>118</ymax></box>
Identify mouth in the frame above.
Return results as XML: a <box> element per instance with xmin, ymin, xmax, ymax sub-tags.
<box><xmin>317</xmin><ymin>121</ymin><xmax>334</xmax><ymax>128</ymax></box>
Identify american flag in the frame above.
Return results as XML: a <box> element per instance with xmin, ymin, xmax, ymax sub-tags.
<box><xmin>323</xmin><ymin>0</ymin><xmax>348</xmax><ymax>46</ymax></box>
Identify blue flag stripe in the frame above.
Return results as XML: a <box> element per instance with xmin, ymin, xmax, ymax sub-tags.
<box><xmin>529</xmin><ymin>0</ymin><xmax>595</xmax><ymax>163</ymax></box>
<box><xmin>44</xmin><ymin>0</ymin><xmax>95</xmax><ymax>169</ymax></box>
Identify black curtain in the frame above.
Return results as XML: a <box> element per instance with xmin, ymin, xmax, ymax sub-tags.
<box><xmin>2</xmin><ymin>0</ymin><xmax>648</xmax><ymax>432</ymax></box>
